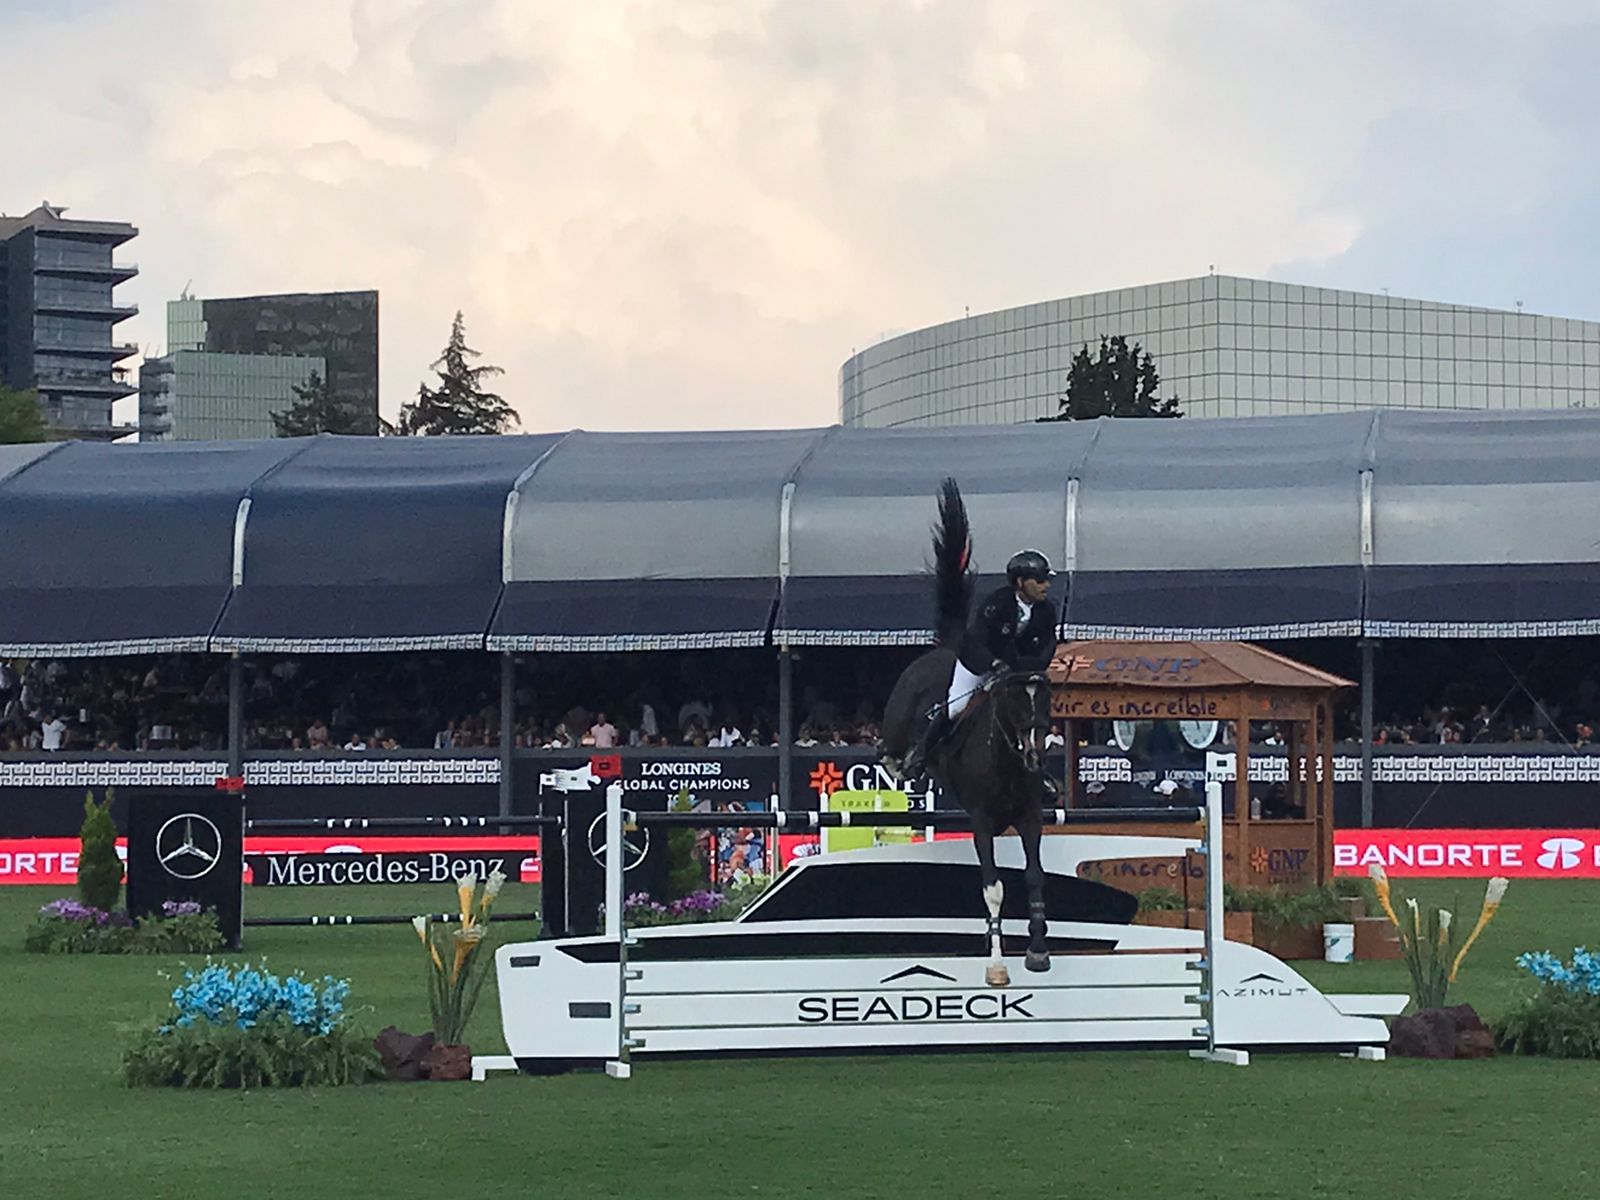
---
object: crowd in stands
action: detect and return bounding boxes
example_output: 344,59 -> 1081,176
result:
2,641 -> 1598,755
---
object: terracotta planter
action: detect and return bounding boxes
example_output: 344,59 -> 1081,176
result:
1251,922 -> 1325,960
1354,916 -> 1403,961
1134,909 -> 1254,942
421,1042 -> 473,1082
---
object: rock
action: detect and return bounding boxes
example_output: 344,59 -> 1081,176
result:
1388,1004 -> 1495,1059
422,1041 -> 473,1082
1440,1003 -> 1488,1033
1389,1010 -> 1458,1058
373,1026 -> 436,1081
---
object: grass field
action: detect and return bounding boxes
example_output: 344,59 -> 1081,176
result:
3,877 -> 1599,1199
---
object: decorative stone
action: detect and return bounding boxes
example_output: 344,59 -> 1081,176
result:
1388,1004 -> 1494,1059
373,1026 -> 435,1081
422,1042 -> 473,1081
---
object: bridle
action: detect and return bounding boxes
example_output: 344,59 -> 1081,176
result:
989,670 -> 1051,773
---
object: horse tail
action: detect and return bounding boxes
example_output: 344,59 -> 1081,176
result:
932,476 -> 972,647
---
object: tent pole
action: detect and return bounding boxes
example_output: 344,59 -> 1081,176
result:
499,652 -> 515,820
1359,637 -> 1377,829
777,642 -> 793,810
227,652 -> 244,780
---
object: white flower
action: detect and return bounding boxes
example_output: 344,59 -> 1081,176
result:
411,915 -> 427,937
1367,863 -> 1388,883
456,872 -> 477,891
1439,910 -> 1453,933
484,869 -> 507,900
1486,877 -> 1509,906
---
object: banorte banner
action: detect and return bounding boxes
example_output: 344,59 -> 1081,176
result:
1333,829 -> 1600,878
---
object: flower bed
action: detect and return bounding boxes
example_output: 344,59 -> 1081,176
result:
1496,949 -> 1600,1058
623,877 -> 769,927
25,899 -> 222,955
123,962 -> 382,1088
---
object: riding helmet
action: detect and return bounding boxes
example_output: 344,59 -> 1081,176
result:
1006,549 -> 1054,584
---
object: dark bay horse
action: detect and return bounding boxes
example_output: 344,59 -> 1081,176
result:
881,479 -> 1055,987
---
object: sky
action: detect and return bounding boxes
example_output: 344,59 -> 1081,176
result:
5,0 -> 1600,434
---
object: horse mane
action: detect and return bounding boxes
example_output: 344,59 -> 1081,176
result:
932,476 -> 972,647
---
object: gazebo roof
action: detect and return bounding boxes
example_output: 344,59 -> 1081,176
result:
1048,640 -> 1354,691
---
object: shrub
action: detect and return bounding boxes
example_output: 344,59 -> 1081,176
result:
76,789 -> 122,913
1223,884 -> 1347,930
123,962 -> 382,1088
666,786 -> 708,900
25,898 -> 222,955
1135,887 -> 1186,913
1496,949 -> 1600,1058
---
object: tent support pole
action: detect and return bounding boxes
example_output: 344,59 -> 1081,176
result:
499,652 -> 515,820
227,652 -> 244,780
778,643 -> 793,811
1360,637 -> 1376,828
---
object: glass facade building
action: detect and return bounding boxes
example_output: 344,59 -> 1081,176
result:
840,275 -> 1600,427
167,290 -> 379,435
139,350 -> 325,442
0,203 -> 138,439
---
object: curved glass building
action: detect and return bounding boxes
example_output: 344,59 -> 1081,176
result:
839,275 -> 1600,427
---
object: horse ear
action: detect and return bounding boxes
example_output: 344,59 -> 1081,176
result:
959,536 -> 971,573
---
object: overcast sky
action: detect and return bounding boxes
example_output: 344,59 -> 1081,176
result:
5,0 -> 1598,433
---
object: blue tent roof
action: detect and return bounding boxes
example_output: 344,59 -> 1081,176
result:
2,410 -> 1598,655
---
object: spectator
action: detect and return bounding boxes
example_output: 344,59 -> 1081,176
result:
40,712 -> 67,751
306,719 -> 332,750
343,732 -> 368,751
588,712 -> 619,748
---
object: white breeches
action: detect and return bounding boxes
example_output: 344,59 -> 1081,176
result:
947,659 -> 985,719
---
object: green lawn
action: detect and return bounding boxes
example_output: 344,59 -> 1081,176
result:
2,878 -> 1598,1199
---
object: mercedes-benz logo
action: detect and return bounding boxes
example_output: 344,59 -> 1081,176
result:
587,811 -> 651,871
155,813 -> 224,880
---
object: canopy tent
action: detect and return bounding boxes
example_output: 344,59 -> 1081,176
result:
489,429 -> 825,651
2,408 -> 1600,655
211,434 -> 566,653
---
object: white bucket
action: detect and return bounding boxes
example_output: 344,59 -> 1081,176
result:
1323,922 -> 1355,964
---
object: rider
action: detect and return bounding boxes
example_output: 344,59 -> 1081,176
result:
902,549 -> 1060,780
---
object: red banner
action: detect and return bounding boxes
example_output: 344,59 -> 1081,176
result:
0,836 -> 541,886
1333,829 -> 1600,878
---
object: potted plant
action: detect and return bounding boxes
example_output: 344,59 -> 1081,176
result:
1232,885 -> 1348,960
411,869 -> 506,1081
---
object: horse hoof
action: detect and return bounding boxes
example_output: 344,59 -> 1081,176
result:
1025,952 -> 1051,973
985,963 -> 1011,988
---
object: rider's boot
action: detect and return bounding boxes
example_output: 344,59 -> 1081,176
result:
902,706 -> 951,781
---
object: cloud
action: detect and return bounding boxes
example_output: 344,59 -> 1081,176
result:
4,1 -> 1598,433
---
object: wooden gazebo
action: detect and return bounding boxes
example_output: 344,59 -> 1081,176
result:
1047,641 -> 1353,889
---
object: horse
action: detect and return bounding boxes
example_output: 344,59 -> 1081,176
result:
880,478 -> 1056,987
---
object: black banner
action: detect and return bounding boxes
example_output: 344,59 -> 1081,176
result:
125,789 -> 244,949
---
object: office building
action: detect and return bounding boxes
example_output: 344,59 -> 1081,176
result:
166,290 -> 378,434
138,350 -> 324,441
0,203 -> 138,439
840,276 -> 1600,427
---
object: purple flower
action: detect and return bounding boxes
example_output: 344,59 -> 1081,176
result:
39,898 -> 110,924
161,900 -> 203,917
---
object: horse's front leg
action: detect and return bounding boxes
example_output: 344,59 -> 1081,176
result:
1017,800 -> 1050,973
969,810 -> 1009,988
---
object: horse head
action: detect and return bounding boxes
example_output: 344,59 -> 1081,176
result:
994,670 -> 1052,774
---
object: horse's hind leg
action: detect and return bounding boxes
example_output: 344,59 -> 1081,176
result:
1019,802 -> 1050,973
970,811 -> 1010,988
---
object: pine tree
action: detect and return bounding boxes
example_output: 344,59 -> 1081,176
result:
395,312 -> 519,436
1040,335 -> 1183,421
0,385 -> 47,444
269,371 -> 368,437
77,789 -> 123,913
